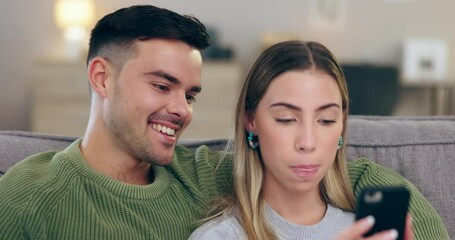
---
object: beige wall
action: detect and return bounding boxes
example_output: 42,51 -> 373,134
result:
1,0 -> 454,130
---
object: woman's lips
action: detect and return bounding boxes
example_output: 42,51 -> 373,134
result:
291,165 -> 320,178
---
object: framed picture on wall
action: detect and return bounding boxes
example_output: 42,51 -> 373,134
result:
308,0 -> 348,30
401,39 -> 449,83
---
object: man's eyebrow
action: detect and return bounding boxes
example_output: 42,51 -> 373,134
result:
146,70 -> 201,93
147,70 -> 179,84
269,102 -> 341,111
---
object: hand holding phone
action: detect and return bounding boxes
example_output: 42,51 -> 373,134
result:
355,187 -> 410,240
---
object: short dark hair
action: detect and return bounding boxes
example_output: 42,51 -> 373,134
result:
86,5 -> 210,67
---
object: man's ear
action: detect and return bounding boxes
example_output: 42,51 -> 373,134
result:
244,111 -> 256,133
87,57 -> 113,98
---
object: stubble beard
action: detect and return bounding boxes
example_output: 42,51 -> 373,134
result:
107,86 -> 174,166
109,110 -> 175,166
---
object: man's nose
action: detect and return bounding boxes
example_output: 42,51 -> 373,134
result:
167,93 -> 191,119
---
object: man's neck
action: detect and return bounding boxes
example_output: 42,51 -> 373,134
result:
80,122 -> 154,185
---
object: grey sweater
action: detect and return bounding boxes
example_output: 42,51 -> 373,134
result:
189,204 -> 354,239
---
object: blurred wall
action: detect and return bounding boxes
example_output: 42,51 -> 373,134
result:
1,0 -> 454,130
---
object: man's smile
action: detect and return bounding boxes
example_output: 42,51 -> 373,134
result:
150,123 -> 177,137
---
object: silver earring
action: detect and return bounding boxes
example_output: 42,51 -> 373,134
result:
247,132 -> 258,149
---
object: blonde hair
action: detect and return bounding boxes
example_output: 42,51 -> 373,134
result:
213,41 -> 355,240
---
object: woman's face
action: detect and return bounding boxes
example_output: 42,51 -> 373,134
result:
247,69 -> 343,198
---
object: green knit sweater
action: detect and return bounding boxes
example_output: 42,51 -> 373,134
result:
0,139 -> 449,239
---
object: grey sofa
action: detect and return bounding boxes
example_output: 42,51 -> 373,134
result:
0,116 -> 454,238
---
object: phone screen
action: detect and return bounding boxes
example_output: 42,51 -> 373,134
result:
355,187 -> 410,240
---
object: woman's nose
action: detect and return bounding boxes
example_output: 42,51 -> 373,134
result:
296,125 -> 316,152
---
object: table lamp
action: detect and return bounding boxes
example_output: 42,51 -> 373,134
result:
54,0 -> 95,59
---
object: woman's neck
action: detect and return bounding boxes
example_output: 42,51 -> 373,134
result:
263,187 -> 327,226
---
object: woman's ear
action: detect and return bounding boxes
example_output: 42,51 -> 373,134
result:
87,57 -> 112,98
244,111 -> 256,132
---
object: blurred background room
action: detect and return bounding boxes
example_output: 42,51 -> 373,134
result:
0,0 -> 454,139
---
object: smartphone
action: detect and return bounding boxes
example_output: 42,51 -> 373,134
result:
355,186 -> 410,240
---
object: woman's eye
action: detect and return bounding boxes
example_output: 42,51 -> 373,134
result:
319,119 -> 336,125
276,118 -> 295,123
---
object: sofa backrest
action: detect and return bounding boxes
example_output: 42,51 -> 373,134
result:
345,116 -> 455,238
1,116 -> 454,238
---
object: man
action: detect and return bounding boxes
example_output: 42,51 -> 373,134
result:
1,5 -> 225,239
0,5 -> 449,240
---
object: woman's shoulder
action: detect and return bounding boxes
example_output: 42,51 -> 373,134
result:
327,204 -> 355,223
189,214 -> 245,240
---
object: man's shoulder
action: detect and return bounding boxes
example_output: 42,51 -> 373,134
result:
347,157 -> 410,191
0,151 -> 70,234
347,157 -> 402,179
174,144 -> 231,165
347,157 -> 377,169
0,150 -> 76,214
1,150 -> 59,186
347,157 -> 385,180
170,145 -> 233,197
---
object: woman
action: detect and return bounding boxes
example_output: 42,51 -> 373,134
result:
190,41 -> 412,240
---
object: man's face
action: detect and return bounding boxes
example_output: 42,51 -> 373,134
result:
104,39 -> 202,166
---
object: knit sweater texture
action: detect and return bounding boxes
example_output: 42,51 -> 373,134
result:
0,139 -> 230,239
0,139 -> 449,239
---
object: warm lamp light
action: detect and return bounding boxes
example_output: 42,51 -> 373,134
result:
54,0 -> 95,58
